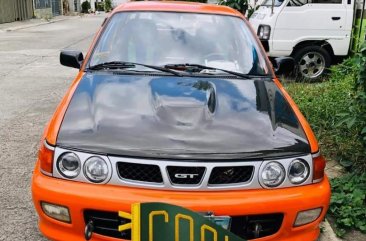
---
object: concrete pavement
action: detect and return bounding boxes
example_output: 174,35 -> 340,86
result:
0,14 -> 105,241
0,15 -> 80,33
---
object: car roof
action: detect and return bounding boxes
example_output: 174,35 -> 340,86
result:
113,1 -> 243,18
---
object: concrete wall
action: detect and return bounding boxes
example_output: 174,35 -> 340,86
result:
33,0 -> 53,18
63,0 -> 78,14
0,0 -> 34,23
34,7 -> 53,18
68,0 -> 81,12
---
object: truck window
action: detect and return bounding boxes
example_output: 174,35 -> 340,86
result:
287,0 -> 308,6
310,0 -> 342,3
262,0 -> 285,7
287,0 -> 342,6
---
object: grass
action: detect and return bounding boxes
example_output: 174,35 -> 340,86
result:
283,76 -> 363,168
329,172 -> 366,237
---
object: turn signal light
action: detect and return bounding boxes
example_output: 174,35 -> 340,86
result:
39,140 -> 54,175
294,208 -> 322,227
313,154 -> 326,183
41,202 -> 71,223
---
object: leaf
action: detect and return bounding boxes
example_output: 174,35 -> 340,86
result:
346,117 -> 357,129
336,113 -> 349,117
361,127 -> 366,134
340,159 -> 353,168
359,225 -> 366,232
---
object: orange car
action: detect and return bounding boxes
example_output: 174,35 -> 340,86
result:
32,2 -> 330,241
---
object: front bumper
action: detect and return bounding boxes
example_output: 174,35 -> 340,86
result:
32,161 -> 331,241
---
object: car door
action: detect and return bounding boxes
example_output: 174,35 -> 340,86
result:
272,0 -> 348,52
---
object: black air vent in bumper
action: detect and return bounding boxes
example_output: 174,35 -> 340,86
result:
84,210 -> 131,240
231,213 -> 284,239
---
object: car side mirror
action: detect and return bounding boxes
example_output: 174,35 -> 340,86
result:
273,57 -> 295,75
60,50 -> 84,69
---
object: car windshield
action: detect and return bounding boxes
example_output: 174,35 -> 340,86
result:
89,12 -> 269,76
262,0 -> 285,7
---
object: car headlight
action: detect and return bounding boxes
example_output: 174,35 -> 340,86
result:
83,156 -> 109,183
56,152 -> 81,178
257,25 -> 271,40
261,162 -> 285,187
288,159 -> 310,184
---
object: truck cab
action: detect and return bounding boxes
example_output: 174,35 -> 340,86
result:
250,0 -> 355,79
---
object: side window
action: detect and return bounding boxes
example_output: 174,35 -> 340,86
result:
310,0 -> 342,3
287,0 -> 309,7
287,0 -> 342,6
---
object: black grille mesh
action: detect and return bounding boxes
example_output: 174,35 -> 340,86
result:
208,166 -> 254,185
167,166 -> 206,185
117,162 -> 163,183
84,210 -> 131,240
231,213 -> 284,239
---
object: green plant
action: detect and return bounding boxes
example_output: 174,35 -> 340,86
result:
218,0 -> 249,15
328,57 -> 358,83
284,74 -> 363,169
329,173 -> 366,237
104,0 -> 112,12
336,43 -> 366,170
247,5 -> 259,18
351,45 -> 366,145
96,2 -> 104,11
81,0 -> 91,13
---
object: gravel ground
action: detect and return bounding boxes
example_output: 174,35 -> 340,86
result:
0,14 -> 105,241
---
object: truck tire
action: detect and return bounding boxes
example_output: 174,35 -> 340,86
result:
293,45 -> 331,81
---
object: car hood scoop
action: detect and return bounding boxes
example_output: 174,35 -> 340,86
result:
151,78 -> 216,128
56,73 -> 310,159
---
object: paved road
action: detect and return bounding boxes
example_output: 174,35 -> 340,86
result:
0,14 -> 105,241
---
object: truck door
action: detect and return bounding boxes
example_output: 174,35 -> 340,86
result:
272,0 -> 348,53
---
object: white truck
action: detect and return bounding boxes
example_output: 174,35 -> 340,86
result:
249,0 -> 366,79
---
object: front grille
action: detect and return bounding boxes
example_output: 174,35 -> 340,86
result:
208,166 -> 254,185
84,210 -> 283,240
84,210 -> 131,240
117,162 -> 163,183
167,166 -> 206,185
231,213 -> 284,239
116,162 -> 254,186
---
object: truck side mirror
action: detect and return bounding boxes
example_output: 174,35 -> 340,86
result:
273,57 -> 295,75
60,50 -> 84,69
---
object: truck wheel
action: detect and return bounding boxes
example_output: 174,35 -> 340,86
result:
293,46 -> 331,80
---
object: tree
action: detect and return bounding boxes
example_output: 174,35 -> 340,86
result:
104,0 -> 112,12
218,0 -> 249,15
81,0 -> 91,13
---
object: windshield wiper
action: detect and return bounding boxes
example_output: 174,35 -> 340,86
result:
164,63 -> 259,79
88,61 -> 183,76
